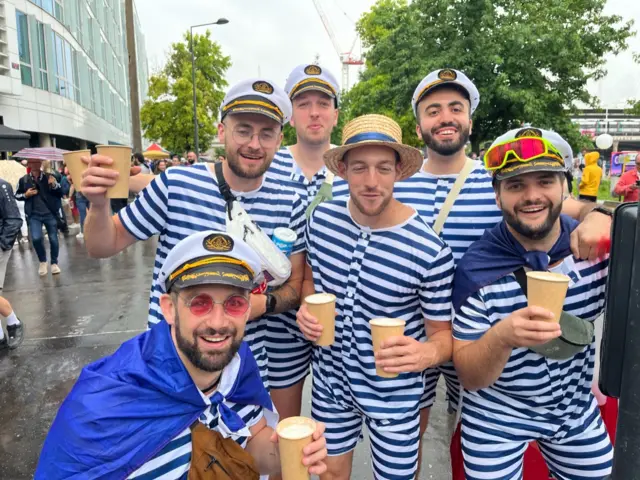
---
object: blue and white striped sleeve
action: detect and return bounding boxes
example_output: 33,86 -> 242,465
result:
419,246 -> 455,322
118,171 -> 170,241
453,290 -> 492,341
305,213 -> 317,268
290,194 -> 306,255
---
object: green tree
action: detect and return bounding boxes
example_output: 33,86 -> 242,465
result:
627,99 -> 640,115
343,0 -> 634,153
141,30 -> 231,154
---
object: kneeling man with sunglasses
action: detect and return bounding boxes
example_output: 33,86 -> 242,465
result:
36,230 -> 327,480
452,128 -> 612,479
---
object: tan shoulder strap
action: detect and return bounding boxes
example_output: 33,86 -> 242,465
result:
432,159 -> 476,235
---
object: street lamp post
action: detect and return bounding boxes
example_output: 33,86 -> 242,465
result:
190,18 -> 229,160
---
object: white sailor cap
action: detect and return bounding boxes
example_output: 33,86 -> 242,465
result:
489,126 -> 573,181
157,231 -> 263,293
285,64 -> 340,105
220,78 -> 292,125
412,68 -> 480,117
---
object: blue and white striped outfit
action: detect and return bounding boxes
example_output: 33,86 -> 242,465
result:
306,199 -> 455,480
394,162 -> 502,411
453,254 -> 613,479
128,351 -> 272,480
118,164 -> 306,388
265,147 -> 346,389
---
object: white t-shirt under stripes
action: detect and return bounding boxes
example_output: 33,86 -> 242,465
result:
453,254 -> 608,433
305,199 -> 455,419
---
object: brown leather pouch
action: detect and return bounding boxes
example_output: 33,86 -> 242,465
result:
188,422 -> 260,480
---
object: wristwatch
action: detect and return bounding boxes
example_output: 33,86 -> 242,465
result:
265,293 -> 277,314
590,206 -> 613,218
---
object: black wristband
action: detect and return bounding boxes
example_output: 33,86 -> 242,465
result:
265,293 -> 277,314
590,205 -> 613,218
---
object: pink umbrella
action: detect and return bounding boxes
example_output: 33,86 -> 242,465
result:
12,147 -> 69,162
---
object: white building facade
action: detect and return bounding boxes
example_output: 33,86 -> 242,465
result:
0,0 -> 148,150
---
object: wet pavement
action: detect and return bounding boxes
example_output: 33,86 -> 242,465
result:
0,236 -> 451,479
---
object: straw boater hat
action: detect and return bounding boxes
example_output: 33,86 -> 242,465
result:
323,114 -> 423,181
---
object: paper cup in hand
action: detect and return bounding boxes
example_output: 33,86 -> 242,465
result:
370,318 -> 406,378
526,271 -> 570,323
63,150 -> 91,193
305,293 -> 336,346
276,416 -> 316,480
96,145 -> 132,199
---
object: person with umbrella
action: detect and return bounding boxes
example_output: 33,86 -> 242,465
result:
15,155 -> 64,276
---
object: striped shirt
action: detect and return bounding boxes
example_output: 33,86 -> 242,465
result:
306,199 -> 455,419
453,253 -> 608,431
268,147 -> 347,207
127,351 -> 266,480
393,162 -> 502,261
118,164 -> 306,384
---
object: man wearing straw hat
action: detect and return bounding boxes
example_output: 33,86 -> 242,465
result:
81,78 -> 307,391
451,127 -> 612,479
296,114 -> 456,480
265,63 -> 341,434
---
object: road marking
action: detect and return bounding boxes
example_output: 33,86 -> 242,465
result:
25,329 -> 146,341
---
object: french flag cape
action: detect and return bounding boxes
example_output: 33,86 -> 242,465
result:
35,321 -> 273,479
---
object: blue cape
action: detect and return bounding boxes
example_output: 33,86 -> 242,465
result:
35,321 -> 273,480
452,214 -> 579,311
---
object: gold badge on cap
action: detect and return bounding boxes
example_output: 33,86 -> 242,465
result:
252,81 -> 274,95
516,128 -> 542,138
438,69 -> 457,81
203,233 -> 234,252
304,65 -> 322,75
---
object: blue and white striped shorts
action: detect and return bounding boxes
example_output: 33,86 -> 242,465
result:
311,376 -> 421,480
461,398 -> 613,479
265,313 -> 312,389
421,363 -> 461,411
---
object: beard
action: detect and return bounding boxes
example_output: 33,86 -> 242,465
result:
421,121 -> 471,156
174,310 -> 241,373
226,146 -> 272,179
502,198 -> 563,240
350,188 -> 393,218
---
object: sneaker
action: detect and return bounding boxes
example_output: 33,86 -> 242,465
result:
7,322 -> 24,349
38,262 -> 48,276
76,232 -> 84,239
20,237 -> 29,244
51,264 -> 61,275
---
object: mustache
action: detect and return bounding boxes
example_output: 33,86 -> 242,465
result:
194,327 -> 237,337
431,121 -> 461,134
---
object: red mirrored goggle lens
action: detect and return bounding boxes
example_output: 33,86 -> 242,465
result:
485,138 -> 548,169
188,294 -> 250,317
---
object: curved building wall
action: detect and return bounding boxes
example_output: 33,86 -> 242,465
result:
0,0 -> 148,148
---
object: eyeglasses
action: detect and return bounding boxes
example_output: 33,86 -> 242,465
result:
179,293 -> 250,317
484,136 -> 563,171
232,126 -> 279,148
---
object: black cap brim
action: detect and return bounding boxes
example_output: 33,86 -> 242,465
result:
494,157 -> 565,181
167,257 -> 255,292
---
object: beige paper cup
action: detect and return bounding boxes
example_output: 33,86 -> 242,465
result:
276,416 -> 316,480
370,317 -> 406,378
63,149 -> 91,193
305,293 -> 336,347
526,271 -> 570,323
96,145 -> 132,199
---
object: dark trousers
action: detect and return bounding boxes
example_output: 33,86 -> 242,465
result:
76,195 -> 90,233
110,199 -> 128,214
579,194 -> 598,202
29,212 -> 59,264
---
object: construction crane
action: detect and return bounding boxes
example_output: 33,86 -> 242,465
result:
312,0 -> 364,92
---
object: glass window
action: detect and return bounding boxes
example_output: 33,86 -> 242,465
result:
54,0 -> 64,23
36,22 -> 48,91
55,33 -> 65,95
64,41 -> 75,102
72,51 -> 80,102
41,0 -> 54,16
16,11 -> 32,87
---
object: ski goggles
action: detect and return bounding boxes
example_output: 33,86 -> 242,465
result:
484,136 -> 564,171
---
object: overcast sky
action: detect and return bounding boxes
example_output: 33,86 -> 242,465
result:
135,0 -> 640,108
